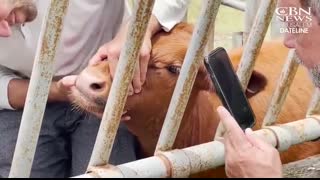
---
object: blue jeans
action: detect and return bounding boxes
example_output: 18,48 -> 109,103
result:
0,102 -> 138,178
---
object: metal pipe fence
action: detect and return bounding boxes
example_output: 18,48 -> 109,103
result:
75,117 -> 320,178
88,0 -> 155,168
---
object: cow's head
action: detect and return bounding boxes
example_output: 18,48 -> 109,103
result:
71,23 -> 267,156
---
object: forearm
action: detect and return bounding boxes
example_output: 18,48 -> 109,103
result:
146,15 -> 162,37
7,79 -> 66,109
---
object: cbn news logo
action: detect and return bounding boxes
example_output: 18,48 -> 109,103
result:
275,7 -> 312,34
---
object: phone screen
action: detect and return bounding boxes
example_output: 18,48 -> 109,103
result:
204,47 -> 255,130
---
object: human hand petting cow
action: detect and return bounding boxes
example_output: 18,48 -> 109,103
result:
58,15 -> 161,102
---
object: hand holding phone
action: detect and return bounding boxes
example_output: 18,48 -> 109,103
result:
204,47 -> 256,130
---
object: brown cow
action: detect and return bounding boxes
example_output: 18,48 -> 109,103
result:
71,23 -> 320,177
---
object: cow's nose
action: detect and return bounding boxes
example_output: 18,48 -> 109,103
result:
76,70 -> 107,96
89,80 -> 106,93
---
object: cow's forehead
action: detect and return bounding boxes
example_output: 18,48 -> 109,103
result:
151,27 -> 193,67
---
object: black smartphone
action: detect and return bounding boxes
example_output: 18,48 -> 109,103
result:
204,47 -> 256,130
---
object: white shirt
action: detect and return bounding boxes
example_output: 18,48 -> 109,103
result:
0,0 -> 190,110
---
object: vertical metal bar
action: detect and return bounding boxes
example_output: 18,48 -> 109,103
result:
206,1 -> 215,53
263,50 -> 300,126
88,0 -> 155,168
244,0 -> 260,42
237,0 -> 277,90
155,0 -> 222,153
206,24 -> 215,53
9,0 -> 69,178
307,89 -> 320,116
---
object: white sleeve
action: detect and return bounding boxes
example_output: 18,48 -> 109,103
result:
0,66 -> 22,110
152,0 -> 191,32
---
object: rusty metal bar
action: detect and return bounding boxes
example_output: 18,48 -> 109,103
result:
75,117 -> 320,178
8,0 -> 69,178
307,89 -> 320,117
88,0 -> 155,168
206,24 -> 215,53
155,0 -> 221,153
263,50 -> 300,127
222,0 -> 245,11
237,0 -> 277,90
244,0 -> 260,42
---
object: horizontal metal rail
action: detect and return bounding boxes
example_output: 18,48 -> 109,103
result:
88,0 -> 155,168
9,0 -> 69,178
263,50 -> 300,126
75,117 -> 320,178
222,0 -> 245,11
155,0 -> 222,153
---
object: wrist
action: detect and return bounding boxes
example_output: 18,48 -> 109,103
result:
146,15 -> 162,37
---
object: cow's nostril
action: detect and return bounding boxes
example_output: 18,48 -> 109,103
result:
90,83 -> 104,91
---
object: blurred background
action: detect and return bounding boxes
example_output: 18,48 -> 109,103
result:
127,0 -> 284,51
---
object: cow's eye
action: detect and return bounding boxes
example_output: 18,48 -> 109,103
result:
168,66 -> 181,74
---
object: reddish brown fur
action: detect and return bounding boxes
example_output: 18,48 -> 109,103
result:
71,23 -> 320,178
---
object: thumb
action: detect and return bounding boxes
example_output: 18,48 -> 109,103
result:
61,75 -> 77,87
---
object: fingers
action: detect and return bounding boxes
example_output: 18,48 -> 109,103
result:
132,41 -> 151,94
133,61 -> 141,94
139,45 -> 151,85
61,75 -> 77,87
90,37 -> 151,96
217,106 -> 251,149
89,46 -> 109,66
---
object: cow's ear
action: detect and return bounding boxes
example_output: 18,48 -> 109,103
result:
246,70 -> 267,98
196,64 -> 267,99
234,65 -> 268,98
